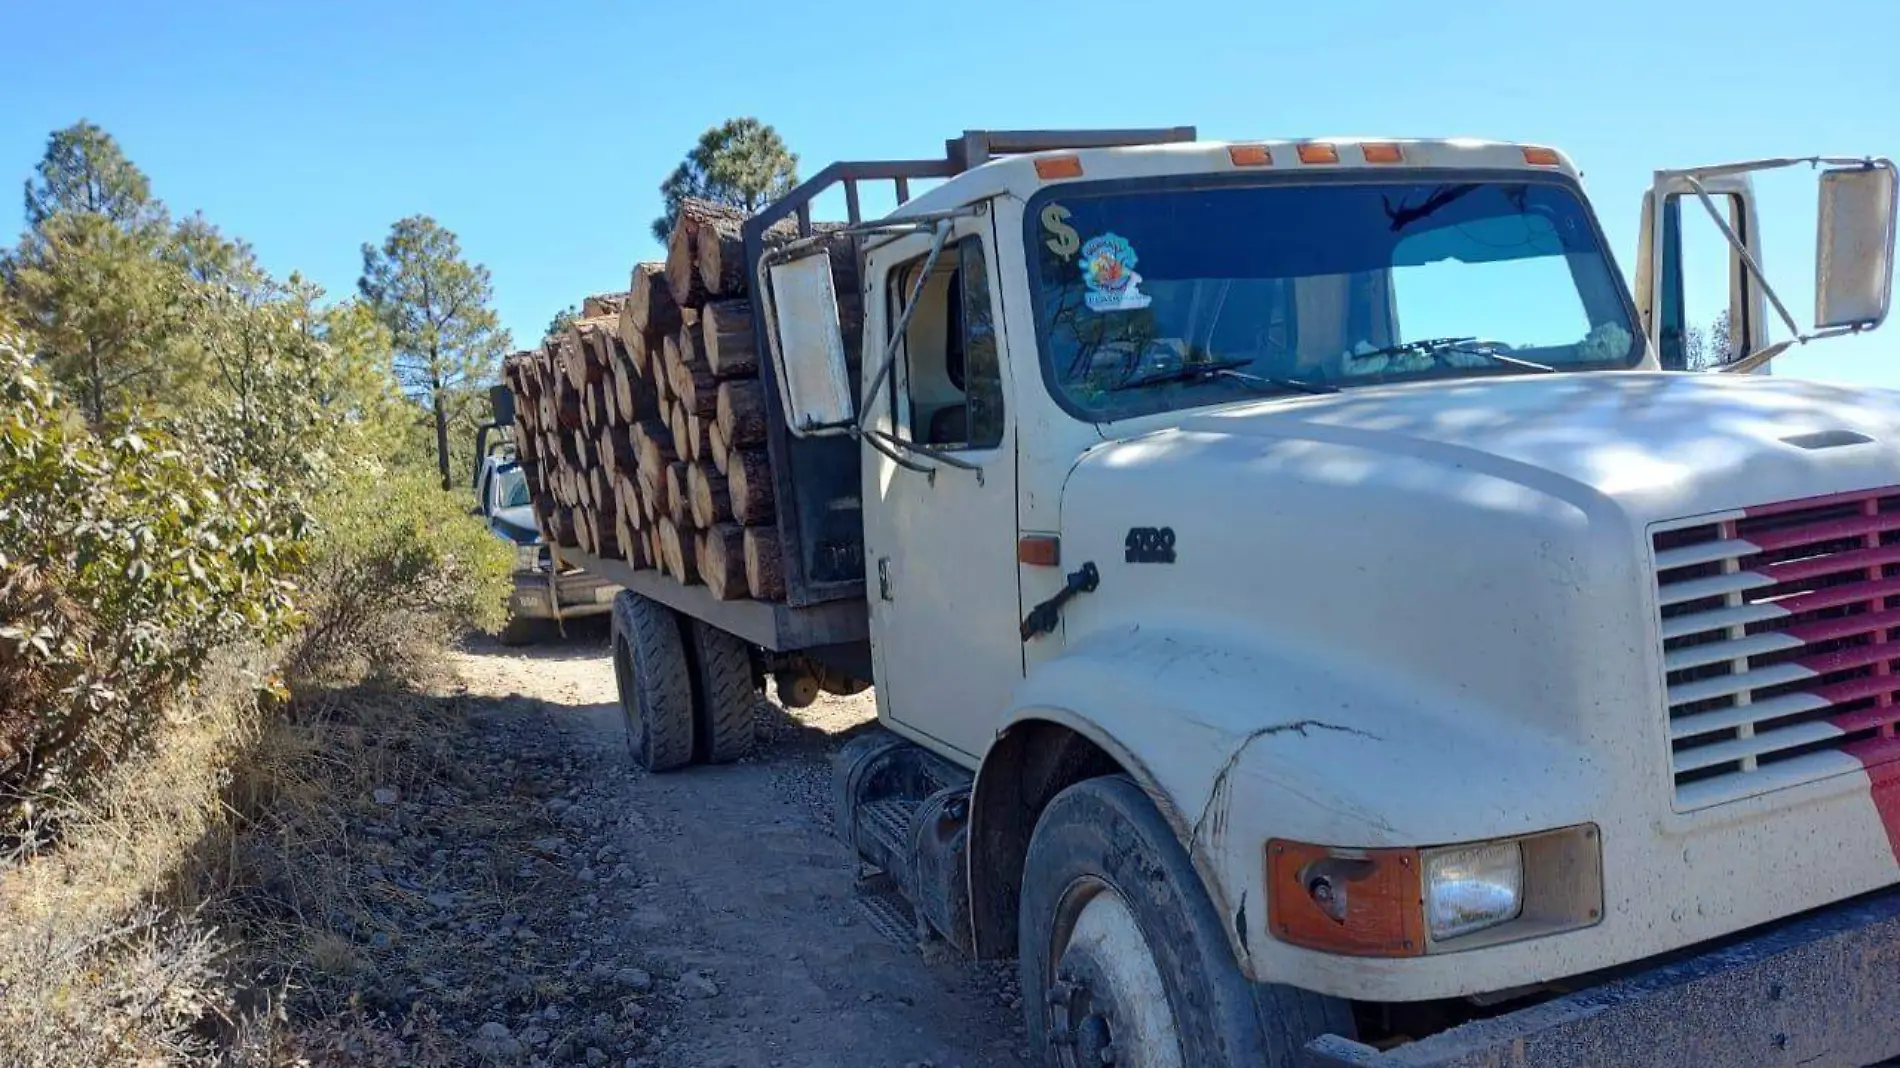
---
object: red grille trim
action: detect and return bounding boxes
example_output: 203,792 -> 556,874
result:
1653,483 -> 1900,808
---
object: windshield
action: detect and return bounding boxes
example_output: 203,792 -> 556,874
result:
1029,176 -> 1641,420
496,465 -> 531,509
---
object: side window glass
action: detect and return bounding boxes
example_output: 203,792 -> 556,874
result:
1659,193 -> 1750,370
892,237 -> 1005,450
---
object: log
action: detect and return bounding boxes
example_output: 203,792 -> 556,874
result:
681,411 -> 714,464
727,445 -> 775,525
665,461 -> 691,527
744,525 -> 786,600
708,419 -> 730,476
702,523 -> 747,600
608,338 -> 636,422
667,199 -> 751,307
677,358 -> 717,417
615,506 -> 639,569
614,472 -> 644,531
716,378 -> 768,448
632,419 -> 676,476
582,291 -> 626,320
625,262 -> 680,339
702,299 -> 759,379
659,518 -> 699,584
600,426 -> 638,479
624,326 -> 651,379
689,461 -> 732,527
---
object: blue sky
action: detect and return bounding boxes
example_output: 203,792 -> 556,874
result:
3,0 -> 1895,387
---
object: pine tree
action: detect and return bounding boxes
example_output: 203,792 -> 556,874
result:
651,118 -> 799,242
5,122 -> 188,423
357,216 -> 510,490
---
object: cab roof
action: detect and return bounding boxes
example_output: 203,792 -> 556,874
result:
888,138 -> 1580,220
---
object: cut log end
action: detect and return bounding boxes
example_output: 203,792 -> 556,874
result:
743,525 -> 786,601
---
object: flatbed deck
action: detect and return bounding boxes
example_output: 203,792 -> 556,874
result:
562,549 -> 869,652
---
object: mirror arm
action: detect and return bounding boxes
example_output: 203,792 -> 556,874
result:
1683,175 -> 1806,344
863,429 -> 937,482
859,223 -> 953,436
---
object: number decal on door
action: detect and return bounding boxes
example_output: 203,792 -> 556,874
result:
1124,527 -> 1176,564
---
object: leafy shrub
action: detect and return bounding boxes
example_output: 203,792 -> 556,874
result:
0,327 -> 305,802
288,463 -> 512,683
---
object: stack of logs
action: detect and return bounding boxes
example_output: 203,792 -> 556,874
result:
501,199 -> 845,602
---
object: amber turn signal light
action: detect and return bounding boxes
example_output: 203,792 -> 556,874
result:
1267,840 -> 1423,957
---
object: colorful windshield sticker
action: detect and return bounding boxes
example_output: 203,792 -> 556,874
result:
1040,203 -> 1080,257
1079,233 -> 1151,312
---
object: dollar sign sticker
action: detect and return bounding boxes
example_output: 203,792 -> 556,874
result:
1041,203 -> 1079,257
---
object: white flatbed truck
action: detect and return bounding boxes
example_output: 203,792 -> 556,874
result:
567,129 -> 1900,1067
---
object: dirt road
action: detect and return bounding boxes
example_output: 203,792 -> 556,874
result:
448,624 -> 1027,1068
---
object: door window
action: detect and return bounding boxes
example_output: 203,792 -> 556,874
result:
890,236 -> 1004,449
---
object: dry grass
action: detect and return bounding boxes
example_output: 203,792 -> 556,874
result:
0,640 -> 471,1068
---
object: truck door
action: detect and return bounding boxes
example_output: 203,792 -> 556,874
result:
862,216 -> 1022,761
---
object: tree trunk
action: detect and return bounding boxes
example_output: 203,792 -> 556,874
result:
727,446 -> 775,525
702,523 -> 748,600
743,525 -> 786,600
431,383 -> 452,491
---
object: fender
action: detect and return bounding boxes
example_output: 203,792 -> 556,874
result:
971,622 -> 1605,982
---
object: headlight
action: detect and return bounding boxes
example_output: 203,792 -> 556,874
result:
1422,841 -> 1523,941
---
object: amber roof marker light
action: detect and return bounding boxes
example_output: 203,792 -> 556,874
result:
1296,143 -> 1341,164
1229,144 -> 1274,167
1034,156 -> 1084,179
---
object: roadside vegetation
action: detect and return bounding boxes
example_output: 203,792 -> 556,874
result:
0,121 -> 512,1065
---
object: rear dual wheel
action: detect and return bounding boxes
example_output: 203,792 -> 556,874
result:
1019,776 -> 1352,1067
610,592 -> 757,772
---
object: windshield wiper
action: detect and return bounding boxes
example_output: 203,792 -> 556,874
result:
1111,358 -> 1339,395
1347,337 -> 1555,373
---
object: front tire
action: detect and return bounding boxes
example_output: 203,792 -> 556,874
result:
610,592 -> 694,772
1019,776 -> 1351,1067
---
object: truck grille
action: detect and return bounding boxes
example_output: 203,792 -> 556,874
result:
1652,486 -> 1900,810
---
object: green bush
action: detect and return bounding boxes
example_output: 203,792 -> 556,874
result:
0,324 -> 305,802
288,462 -> 512,683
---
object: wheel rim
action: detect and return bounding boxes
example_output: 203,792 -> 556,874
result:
611,634 -> 646,758
1044,877 -> 1185,1068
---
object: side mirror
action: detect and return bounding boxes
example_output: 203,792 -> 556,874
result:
762,250 -> 855,437
1816,163 -> 1897,330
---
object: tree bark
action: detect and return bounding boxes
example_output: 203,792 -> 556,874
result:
689,462 -> 732,527
659,518 -> 698,584
716,378 -> 768,448
431,382 -> 452,491
701,300 -> 759,378
701,523 -> 748,600
727,446 -> 775,525
626,261 -> 680,338
665,460 -> 691,527
743,525 -> 786,600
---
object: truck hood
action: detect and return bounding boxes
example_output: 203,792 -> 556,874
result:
1162,370 -> 1900,522
492,504 -> 541,545
1054,370 -> 1900,753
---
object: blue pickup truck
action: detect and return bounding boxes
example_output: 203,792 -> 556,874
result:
473,443 -> 617,645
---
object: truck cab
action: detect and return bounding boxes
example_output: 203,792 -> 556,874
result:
473,417 -> 619,644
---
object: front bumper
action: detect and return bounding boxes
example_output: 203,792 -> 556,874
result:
1304,887 -> 1900,1068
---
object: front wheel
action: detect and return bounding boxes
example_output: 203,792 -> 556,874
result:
1019,776 -> 1351,1067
